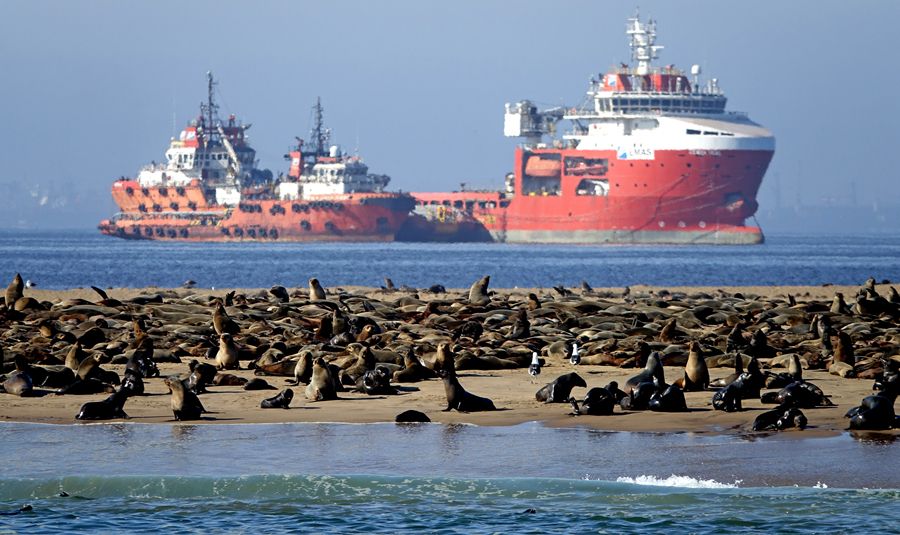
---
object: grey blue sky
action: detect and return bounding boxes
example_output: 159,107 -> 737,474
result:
1,0 -> 897,229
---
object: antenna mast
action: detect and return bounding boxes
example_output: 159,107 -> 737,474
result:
311,97 -> 327,157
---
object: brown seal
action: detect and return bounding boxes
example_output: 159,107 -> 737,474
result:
1,371 -> 33,396
392,348 -> 436,383
4,273 -> 23,310
287,351 -> 314,385
213,301 -> 240,336
679,341 -> 709,391
468,275 -> 491,306
164,376 -> 206,420
305,357 -> 338,401
215,333 -> 239,370
309,278 -> 327,301
438,368 -> 496,412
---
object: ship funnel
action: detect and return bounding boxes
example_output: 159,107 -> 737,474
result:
329,145 -> 341,158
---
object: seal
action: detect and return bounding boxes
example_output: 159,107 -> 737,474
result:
121,368 -> 145,396
392,348 -> 436,383
260,388 -> 293,409
680,341 -> 709,391
624,352 -> 665,394
243,378 -> 276,391
184,359 -> 218,394
535,372 -> 587,403
752,406 -> 808,432
4,273 -> 23,310
355,366 -> 397,395
395,409 -> 431,423
846,370 -> 899,430
215,333 -> 240,370
212,302 -> 240,335
1,370 -> 33,396
772,380 -> 834,409
212,372 -> 247,386
287,351 -> 314,385
570,386 -> 615,416
340,346 -> 376,386
648,384 -> 688,412
75,387 -> 131,420
125,346 -> 159,379
438,368 -> 496,412
305,357 -> 338,401
309,277 -> 327,301
711,374 -> 747,412
468,275 -> 491,306
508,309 -> 530,340
164,376 -> 206,421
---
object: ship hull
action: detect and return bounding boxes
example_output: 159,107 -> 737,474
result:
405,147 -> 773,245
100,193 -> 415,242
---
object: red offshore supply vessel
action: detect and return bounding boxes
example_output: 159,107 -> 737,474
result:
99,74 -> 414,242
402,14 -> 775,244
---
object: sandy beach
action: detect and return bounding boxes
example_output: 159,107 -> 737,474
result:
3,283 -> 898,436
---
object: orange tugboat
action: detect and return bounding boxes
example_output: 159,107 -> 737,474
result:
402,14 -> 775,244
99,73 -> 414,242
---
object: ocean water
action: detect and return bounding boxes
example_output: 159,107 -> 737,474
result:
1,423 -> 898,533
0,230 -> 898,289
3,231 -> 900,532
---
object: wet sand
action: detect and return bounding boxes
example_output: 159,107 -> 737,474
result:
3,284 -> 897,436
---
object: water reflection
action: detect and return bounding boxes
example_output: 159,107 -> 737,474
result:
849,430 -> 899,445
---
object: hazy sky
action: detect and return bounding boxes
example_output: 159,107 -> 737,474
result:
2,0 -> 898,229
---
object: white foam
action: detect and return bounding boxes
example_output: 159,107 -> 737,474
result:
615,474 -> 741,489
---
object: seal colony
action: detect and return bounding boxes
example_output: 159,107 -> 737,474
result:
1,273 -> 899,435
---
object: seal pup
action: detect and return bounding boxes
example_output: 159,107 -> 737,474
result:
570,386 -> 615,416
121,368 -> 145,396
438,368 -> 496,412
164,376 -> 206,421
308,277 -> 327,301
355,366 -> 397,395
712,374 -> 747,412
305,357 -> 338,401
535,373 -> 587,403
125,346 -> 159,379
215,333 -> 239,370
75,387 -> 131,420
752,406 -> 808,432
184,359 -> 218,394
468,275 -> 491,306
260,388 -> 293,409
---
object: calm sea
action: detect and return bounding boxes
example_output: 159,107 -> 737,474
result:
1,423 -> 898,533
2,230 -> 899,532
1,230 -> 898,289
